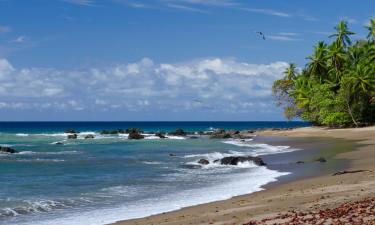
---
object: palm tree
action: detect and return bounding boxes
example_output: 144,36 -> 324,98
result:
283,63 -> 298,80
365,18 -> 375,42
291,76 -> 312,109
329,20 -> 355,47
327,42 -> 346,82
306,41 -> 328,82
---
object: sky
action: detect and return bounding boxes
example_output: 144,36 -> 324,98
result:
0,0 -> 374,121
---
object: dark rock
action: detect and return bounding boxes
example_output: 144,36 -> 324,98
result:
198,159 -> 209,165
169,129 -> 186,136
128,129 -> 144,140
296,161 -> 305,164
84,134 -> 95,139
189,136 -> 199,139
65,129 -> 78,134
215,156 -> 266,166
210,133 -> 232,139
67,134 -> 77,139
315,157 -> 327,163
126,128 -> 142,134
155,132 -> 166,139
54,142 -> 64,145
169,153 -> 176,157
0,146 -> 18,154
228,130 -> 240,135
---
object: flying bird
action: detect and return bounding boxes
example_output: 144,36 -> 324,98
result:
255,31 -> 266,40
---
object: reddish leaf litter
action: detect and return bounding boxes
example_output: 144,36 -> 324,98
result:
242,197 -> 375,225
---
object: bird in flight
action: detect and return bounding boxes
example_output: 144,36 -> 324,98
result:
255,31 -> 266,40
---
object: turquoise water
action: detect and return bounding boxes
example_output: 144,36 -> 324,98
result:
0,122 -> 308,225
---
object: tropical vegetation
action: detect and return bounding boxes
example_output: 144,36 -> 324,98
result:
273,19 -> 375,127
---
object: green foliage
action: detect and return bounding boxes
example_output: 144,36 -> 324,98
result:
272,19 -> 375,127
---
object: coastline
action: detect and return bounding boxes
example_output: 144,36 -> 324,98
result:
111,126 -> 375,225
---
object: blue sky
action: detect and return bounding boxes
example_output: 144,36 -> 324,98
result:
0,0 -> 374,121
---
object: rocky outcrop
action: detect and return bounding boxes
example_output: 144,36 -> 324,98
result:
169,129 -> 186,136
67,134 -> 78,139
198,159 -> 209,165
0,146 -> 18,154
214,156 -> 266,166
100,129 -> 126,135
128,129 -> 144,140
53,141 -> 64,145
84,134 -> 95,139
155,132 -> 166,139
210,129 -> 232,139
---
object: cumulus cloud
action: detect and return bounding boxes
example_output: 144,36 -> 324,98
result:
0,57 -> 288,115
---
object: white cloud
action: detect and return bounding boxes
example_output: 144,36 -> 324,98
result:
11,36 -> 26,43
62,0 -> 94,6
241,8 -> 291,18
0,57 -> 288,114
268,35 -> 301,42
166,3 -> 209,13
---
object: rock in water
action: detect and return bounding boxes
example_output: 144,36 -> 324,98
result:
0,146 -> 18,154
215,156 -> 266,166
67,134 -> 78,139
198,159 -> 209,165
84,134 -> 95,139
128,129 -> 144,140
155,132 -> 166,139
315,157 -> 327,163
169,129 -> 186,136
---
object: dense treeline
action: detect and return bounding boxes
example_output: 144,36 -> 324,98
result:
273,19 -> 375,127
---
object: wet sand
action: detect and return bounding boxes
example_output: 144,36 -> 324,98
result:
111,126 -> 375,225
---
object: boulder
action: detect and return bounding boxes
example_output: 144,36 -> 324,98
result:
315,157 -> 327,163
54,141 -> 64,145
296,161 -> 305,164
169,153 -> 176,157
169,129 -> 186,136
210,133 -> 232,139
0,146 -> 18,154
128,129 -> 144,140
198,159 -> 209,165
126,128 -> 142,134
67,134 -> 78,139
84,134 -> 95,139
214,156 -> 266,166
155,132 -> 166,139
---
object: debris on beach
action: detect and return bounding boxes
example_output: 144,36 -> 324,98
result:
243,197 -> 375,225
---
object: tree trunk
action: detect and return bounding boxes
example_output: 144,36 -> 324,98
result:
346,100 -> 358,127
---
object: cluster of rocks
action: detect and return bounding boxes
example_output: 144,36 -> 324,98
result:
127,128 -> 144,140
197,156 -> 266,167
209,129 -> 253,139
0,146 -> 18,154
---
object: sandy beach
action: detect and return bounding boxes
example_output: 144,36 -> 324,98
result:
111,126 -> 375,225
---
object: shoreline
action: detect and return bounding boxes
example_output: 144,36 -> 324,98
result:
110,126 -> 375,225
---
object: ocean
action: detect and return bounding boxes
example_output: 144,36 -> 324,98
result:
0,121 -> 309,225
